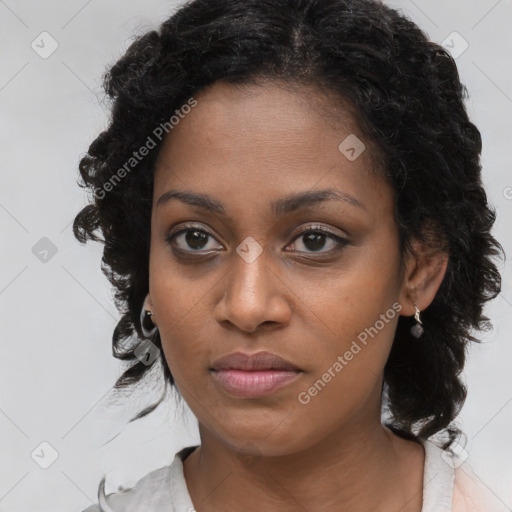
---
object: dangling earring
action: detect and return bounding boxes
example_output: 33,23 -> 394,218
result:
140,304 -> 158,338
410,302 -> 424,338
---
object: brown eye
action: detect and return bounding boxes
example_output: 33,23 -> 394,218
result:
166,224 -> 223,253
287,226 -> 349,255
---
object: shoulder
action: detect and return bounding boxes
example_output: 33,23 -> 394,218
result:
82,505 -> 100,512
80,445 -> 198,512
81,465 -> 172,512
452,463 -> 510,512
422,437 -> 509,512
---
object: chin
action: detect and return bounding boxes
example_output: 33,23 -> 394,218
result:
210,420 -> 310,458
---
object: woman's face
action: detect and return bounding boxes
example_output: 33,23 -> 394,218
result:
148,80 -> 411,456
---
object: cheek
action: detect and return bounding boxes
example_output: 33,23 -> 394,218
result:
158,320 -> 204,374
149,269 -> 211,378
294,318 -> 396,444
295,273 -> 400,413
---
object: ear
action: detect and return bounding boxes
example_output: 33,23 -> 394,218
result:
143,293 -> 153,309
397,235 -> 449,316
143,293 -> 157,324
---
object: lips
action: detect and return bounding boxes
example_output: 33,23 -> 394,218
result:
209,351 -> 303,397
210,350 -> 301,372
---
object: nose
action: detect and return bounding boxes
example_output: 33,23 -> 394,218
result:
213,246 -> 292,334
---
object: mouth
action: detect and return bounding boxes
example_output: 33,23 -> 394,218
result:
209,351 -> 303,398
210,350 -> 301,372
209,368 -> 303,397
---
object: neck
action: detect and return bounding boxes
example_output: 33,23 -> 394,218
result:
182,419 -> 424,512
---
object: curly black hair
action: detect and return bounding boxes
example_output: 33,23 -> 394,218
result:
73,0 -> 505,449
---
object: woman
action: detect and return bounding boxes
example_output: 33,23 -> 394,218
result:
74,0 -> 506,510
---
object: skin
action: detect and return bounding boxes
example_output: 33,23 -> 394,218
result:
145,80 -> 448,512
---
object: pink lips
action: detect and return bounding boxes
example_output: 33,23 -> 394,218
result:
209,351 -> 303,397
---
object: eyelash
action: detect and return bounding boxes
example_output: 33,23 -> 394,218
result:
165,222 -> 349,258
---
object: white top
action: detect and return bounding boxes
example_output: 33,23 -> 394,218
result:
82,439 -> 507,511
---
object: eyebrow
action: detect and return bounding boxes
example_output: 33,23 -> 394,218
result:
155,188 -> 367,215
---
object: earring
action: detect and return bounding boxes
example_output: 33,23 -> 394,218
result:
410,302 -> 424,338
140,304 -> 158,338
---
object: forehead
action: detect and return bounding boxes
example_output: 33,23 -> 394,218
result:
157,79 -> 361,158
153,80 -> 393,222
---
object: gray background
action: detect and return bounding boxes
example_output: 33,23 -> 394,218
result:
0,0 -> 511,510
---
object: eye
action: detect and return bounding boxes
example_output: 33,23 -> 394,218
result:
165,223 -> 349,258
286,225 -> 349,255
165,224 -> 223,254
